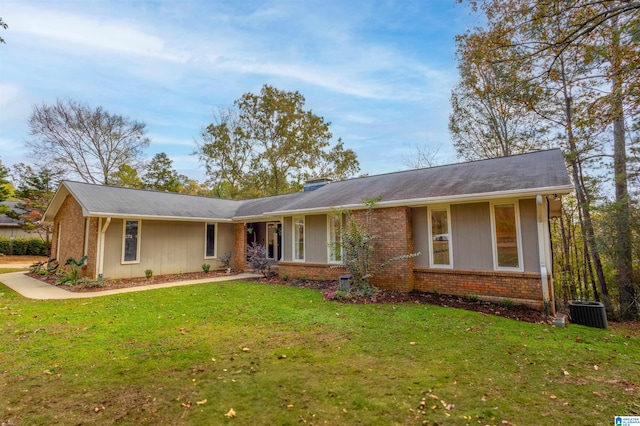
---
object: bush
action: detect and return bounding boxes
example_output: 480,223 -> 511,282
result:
0,237 -> 47,256
145,269 -> 153,279
246,242 -> 271,277
10,239 -> 27,255
202,263 -> 211,273
27,238 -> 48,256
0,238 -> 9,254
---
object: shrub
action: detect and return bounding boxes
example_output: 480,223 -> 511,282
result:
145,269 -> 153,279
219,251 -> 233,269
246,242 -> 271,277
466,293 -> 479,302
201,263 -> 211,273
0,237 -> 48,256
56,256 -> 88,285
502,299 -> 514,310
0,238 -> 9,254
27,238 -> 48,256
281,274 -> 289,281
10,238 -> 27,255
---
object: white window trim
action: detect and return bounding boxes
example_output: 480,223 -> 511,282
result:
121,219 -> 141,264
427,205 -> 453,268
327,214 -> 343,264
490,200 -> 524,272
292,216 -> 305,262
204,222 -> 218,259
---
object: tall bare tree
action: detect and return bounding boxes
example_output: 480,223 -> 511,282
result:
27,99 -> 150,185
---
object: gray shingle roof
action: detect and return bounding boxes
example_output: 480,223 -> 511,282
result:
45,149 -> 572,221
260,148 -> 572,214
0,201 -> 24,226
62,181 -> 242,221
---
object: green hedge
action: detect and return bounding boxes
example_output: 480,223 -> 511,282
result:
0,237 -> 48,256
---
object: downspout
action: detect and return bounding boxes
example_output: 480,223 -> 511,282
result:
536,195 -> 552,315
97,217 -> 111,279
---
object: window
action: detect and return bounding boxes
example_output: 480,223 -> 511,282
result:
293,217 -> 305,261
205,223 -> 216,258
429,207 -> 452,267
492,202 -> 522,270
122,220 -> 141,263
328,214 -> 342,263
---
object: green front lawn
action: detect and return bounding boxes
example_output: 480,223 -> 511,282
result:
0,278 -> 638,425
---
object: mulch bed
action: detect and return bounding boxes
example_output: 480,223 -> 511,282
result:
28,270 -> 550,324
28,270 -> 237,293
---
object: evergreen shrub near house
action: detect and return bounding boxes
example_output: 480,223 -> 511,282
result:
0,237 -> 47,256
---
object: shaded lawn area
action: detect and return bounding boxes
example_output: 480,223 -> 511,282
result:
0,279 -> 638,425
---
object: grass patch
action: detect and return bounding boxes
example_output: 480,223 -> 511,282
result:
0,279 -> 638,425
0,267 -> 27,274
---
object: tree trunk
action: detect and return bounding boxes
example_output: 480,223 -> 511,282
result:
559,54 -> 611,313
610,19 -> 636,319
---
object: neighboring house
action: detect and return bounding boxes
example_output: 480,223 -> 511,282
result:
0,201 -> 34,239
43,149 -> 573,310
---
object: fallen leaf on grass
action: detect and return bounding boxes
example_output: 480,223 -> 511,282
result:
225,408 -> 236,418
409,342 -> 416,345
43,370 -> 52,375
550,395 -> 557,400
181,401 -> 192,408
242,347 -> 250,352
593,364 -> 599,370
196,399 -> 207,405
278,354 -> 287,359
562,370 -> 570,376
287,404 -> 294,408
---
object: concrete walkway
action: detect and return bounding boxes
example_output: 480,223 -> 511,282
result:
0,271 -> 262,300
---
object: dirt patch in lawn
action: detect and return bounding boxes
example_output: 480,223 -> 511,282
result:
0,255 -> 48,265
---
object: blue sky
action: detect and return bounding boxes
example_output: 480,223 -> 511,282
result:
0,0 -> 482,182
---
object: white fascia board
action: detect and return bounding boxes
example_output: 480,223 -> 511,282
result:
86,212 -> 234,222
263,185 -> 574,216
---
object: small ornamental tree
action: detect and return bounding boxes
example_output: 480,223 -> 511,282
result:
329,196 -> 420,299
246,242 -> 271,278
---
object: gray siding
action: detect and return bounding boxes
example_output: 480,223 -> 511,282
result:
519,198 -> 539,273
305,214 -> 328,263
282,217 -> 292,261
102,219 -> 235,279
451,203 -> 493,270
412,207 -> 430,267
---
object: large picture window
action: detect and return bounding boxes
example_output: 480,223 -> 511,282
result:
205,223 -> 216,258
492,203 -> 522,270
293,217 -> 305,261
122,219 -> 140,263
328,214 -> 342,263
429,207 -> 452,267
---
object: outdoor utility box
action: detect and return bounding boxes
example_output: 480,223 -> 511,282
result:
568,301 -> 608,329
339,274 -> 352,292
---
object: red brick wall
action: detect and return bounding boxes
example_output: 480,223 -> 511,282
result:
51,195 -> 95,277
277,262 -> 346,281
231,223 -> 247,271
349,206 -> 416,291
413,267 -> 544,309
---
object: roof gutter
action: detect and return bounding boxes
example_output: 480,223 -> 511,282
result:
261,185 -> 574,217
86,212 -> 234,222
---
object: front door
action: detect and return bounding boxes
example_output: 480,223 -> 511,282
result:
266,222 -> 281,260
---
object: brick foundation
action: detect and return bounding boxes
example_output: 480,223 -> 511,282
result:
277,262 -> 346,281
414,267 -> 545,309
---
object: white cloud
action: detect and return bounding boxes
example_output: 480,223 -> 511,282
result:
5,4 -> 189,63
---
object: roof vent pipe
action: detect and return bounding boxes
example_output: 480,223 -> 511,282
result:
303,178 -> 332,192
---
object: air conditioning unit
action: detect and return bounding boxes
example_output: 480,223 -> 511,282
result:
568,301 -> 608,329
